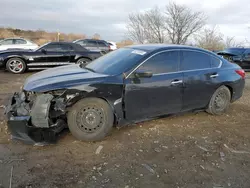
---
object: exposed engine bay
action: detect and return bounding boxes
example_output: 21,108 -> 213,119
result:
5,90 -> 79,144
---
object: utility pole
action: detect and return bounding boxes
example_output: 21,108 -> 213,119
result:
57,32 -> 60,41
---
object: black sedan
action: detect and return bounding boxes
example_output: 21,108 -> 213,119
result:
5,44 -> 245,144
0,42 -> 102,74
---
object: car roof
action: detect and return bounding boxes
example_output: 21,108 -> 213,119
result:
75,39 -> 107,42
49,41 -> 76,45
3,37 -> 27,40
126,44 -> 212,53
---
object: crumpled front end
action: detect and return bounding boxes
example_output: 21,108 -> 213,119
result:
5,91 -> 68,145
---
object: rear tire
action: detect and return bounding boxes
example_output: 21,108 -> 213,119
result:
67,98 -> 114,141
76,58 -> 91,66
6,58 -> 26,74
206,86 -> 231,115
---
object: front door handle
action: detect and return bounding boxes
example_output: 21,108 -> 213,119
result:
171,80 -> 183,85
210,73 -> 219,78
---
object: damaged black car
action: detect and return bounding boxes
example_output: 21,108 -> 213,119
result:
217,47 -> 250,69
5,44 -> 245,145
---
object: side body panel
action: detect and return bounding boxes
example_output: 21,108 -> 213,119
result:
0,50 -> 102,69
124,73 -> 183,120
182,68 -> 221,111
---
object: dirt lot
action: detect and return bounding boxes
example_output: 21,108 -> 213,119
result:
0,71 -> 250,188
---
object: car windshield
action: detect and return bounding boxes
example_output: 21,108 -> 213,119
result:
85,48 -> 147,75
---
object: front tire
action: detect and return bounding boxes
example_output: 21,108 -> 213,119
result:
6,58 -> 26,74
67,98 -> 114,141
206,86 -> 231,115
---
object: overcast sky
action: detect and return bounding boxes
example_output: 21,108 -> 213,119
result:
0,0 -> 250,43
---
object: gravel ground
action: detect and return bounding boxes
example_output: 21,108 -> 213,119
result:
0,70 -> 250,188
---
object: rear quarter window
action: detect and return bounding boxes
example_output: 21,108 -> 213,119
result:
210,56 -> 221,68
98,42 -> 108,47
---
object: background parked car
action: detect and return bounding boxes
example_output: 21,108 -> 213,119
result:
73,39 -> 111,53
107,41 -> 117,50
0,42 -> 102,74
217,48 -> 250,69
0,38 -> 38,51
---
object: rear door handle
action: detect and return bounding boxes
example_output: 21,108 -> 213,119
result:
210,73 -> 219,78
171,80 -> 183,85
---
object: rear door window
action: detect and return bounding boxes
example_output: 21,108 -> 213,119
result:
60,44 -> 74,51
14,39 -> 27,44
87,40 -> 98,47
180,51 -> 211,71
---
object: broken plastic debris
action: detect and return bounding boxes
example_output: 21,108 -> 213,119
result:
224,144 -> 250,154
200,165 -> 205,170
196,145 -> 209,152
95,145 -> 103,154
142,164 -> 155,174
220,152 -> 226,161
154,148 -> 162,153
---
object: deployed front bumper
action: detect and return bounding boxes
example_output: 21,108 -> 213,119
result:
5,92 -> 66,145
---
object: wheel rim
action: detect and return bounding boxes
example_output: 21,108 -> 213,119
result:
76,106 -> 104,133
214,91 -> 228,111
8,59 -> 24,73
77,59 -> 89,65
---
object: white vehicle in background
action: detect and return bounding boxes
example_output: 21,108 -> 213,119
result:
107,41 -> 117,50
0,38 -> 38,51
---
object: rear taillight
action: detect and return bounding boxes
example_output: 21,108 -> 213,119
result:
235,69 -> 245,79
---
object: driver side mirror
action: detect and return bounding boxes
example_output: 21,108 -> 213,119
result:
134,70 -> 153,78
41,49 -> 47,54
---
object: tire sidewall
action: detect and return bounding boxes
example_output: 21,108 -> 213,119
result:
76,58 -> 91,65
6,58 -> 26,74
207,86 -> 231,115
67,98 -> 114,141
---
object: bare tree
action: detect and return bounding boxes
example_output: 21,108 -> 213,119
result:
165,2 -> 207,44
225,36 -> 245,48
195,26 -> 225,51
127,7 -> 166,43
127,13 -> 147,43
144,7 -> 166,43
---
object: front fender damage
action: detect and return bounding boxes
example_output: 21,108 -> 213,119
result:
5,92 -> 68,145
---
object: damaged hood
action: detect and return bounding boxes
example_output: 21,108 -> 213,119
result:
23,64 -> 109,92
217,48 -> 245,56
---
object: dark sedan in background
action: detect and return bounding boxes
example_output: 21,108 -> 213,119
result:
73,39 -> 111,53
217,48 -> 250,69
5,44 -> 245,145
0,42 -> 103,74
